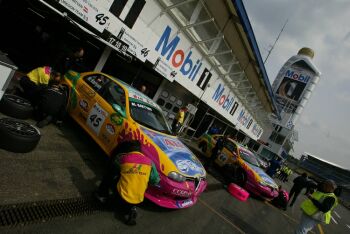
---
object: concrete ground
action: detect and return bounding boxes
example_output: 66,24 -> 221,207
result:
0,114 -> 349,234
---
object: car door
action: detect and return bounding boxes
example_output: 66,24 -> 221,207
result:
97,81 -> 127,154
216,140 -> 236,167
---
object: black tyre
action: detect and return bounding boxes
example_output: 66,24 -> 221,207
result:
234,169 -> 247,187
0,94 -> 33,119
0,118 -> 41,153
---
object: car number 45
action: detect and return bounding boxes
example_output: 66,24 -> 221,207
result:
87,103 -> 107,135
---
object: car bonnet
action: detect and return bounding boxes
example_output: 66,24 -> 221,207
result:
142,127 -> 206,178
248,163 -> 279,189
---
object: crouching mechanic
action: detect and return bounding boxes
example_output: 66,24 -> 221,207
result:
95,141 -> 160,225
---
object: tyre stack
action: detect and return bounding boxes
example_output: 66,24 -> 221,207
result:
0,94 -> 41,153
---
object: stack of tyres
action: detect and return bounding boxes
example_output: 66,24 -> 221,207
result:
0,94 -> 40,153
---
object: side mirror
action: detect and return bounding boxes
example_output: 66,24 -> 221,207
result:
112,104 -> 126,117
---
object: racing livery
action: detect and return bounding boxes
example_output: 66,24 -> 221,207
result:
62,71 -> 207,209
198,134 -> 278,200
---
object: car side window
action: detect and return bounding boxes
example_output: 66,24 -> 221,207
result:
83,74 -> 110,92
100,82 -> 126,111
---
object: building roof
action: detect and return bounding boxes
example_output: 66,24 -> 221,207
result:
304,152 -> 350,171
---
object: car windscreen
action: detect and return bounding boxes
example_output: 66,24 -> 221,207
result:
239,149 -> 260,167
129,99 -> 172,134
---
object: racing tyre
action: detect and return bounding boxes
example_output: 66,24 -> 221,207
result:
0,94 -> 33,119
0,118 -> 41,153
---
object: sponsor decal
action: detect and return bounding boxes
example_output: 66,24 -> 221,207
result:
106,123 -> 115,135
78,85 -> 96,98
176,199 -> 193,208
142,127 -> 205,177
110,113 -> 123,125
79,100 -> 89,112
172,188 -> 192,197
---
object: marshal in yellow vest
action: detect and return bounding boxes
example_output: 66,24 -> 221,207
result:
300,191 -> 338,224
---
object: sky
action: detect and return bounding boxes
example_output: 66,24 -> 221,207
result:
243,0 -> 350,169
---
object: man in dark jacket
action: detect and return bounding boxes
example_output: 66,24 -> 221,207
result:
205,135 -> 228,169
289,173 -> 308,207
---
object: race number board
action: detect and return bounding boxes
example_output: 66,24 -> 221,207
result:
87,103 -> 108,135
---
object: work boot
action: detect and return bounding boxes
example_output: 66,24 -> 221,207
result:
125,207 -> 137,226
36,115 -> 53,128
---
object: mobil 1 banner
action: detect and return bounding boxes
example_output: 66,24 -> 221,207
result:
275,68 -> 312,113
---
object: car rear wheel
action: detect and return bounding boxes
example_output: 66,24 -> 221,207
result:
0,118 -> 41,153
234,169 -> 247,187
0,94 -> 33,119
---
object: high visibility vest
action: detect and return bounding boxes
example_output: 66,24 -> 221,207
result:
117,152 -> 152,204
176,110 -> 185,124
300,191 -> 338,224
27,66 -> 52,85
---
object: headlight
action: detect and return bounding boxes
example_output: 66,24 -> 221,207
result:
168,171 -> 186,182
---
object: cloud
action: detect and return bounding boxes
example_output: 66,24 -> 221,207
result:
336,92 -> 350,103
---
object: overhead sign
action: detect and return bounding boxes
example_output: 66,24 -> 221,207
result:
59,0 -> 110,33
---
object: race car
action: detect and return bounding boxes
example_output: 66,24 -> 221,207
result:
198,134 -> 278,200
62,71 -> 207,209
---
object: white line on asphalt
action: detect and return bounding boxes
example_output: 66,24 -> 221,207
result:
346,224 -> 350,229
331,216 -> 338,224
334,211 -> 341,219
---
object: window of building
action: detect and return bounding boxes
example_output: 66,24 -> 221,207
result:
157,98 -> 165,106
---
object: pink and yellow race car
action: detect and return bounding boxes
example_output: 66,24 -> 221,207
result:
62,71 -> 207,209
198,134 -> 278,200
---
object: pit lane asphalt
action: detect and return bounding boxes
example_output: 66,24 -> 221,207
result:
0,115 -> 349,234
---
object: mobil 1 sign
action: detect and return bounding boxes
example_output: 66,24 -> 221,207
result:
153,25 -> 213,97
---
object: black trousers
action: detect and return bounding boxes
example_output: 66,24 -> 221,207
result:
97,162 -> 135,215
19,76 -> 45,105
289,187 -> 302,206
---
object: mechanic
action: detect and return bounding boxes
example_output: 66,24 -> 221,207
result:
171,106 -> 188,135
54,45 -> 86,74
289,173 -> 308,207
35,79 -> 67,128
205,134 -> 228,169
19,66 -> 61,105
295,180 -> 338,234
95,141 -> 160,225
266,156 -> 282,178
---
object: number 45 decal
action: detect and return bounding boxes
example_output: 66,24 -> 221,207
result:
95,13 -> 109,25
89,114 -> 102,127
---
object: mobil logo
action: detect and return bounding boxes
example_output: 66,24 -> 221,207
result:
155,26 -> 203,81
252,123 -> 263,138
237,109 -> 252,128
212,83 -> 239,116
285,70 -> 310,83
